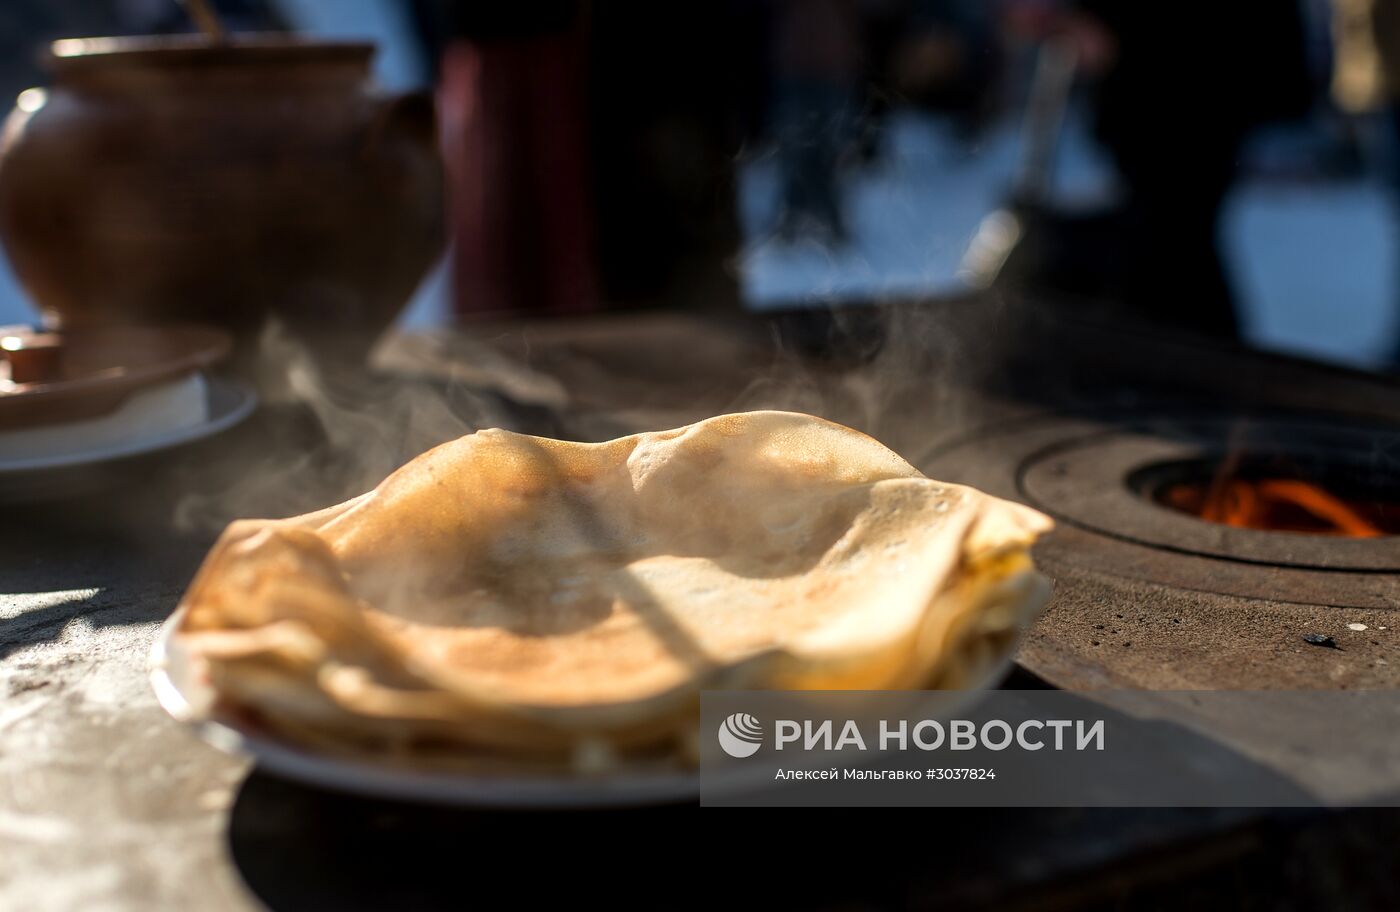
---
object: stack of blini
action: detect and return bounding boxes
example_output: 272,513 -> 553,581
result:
172,411 -> 1053,771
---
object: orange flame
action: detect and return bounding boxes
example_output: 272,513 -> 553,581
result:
1163,476 -> 1385,538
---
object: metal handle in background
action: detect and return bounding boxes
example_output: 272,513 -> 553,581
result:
1015,39 -> 1079,205
958,38 -> 1080,288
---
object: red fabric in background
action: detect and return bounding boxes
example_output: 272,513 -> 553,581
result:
439,33 -> 598,316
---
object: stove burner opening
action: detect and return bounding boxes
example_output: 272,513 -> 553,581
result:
1139,455 -> 1400,538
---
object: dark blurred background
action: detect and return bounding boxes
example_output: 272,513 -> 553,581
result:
1,0 -> 1397,369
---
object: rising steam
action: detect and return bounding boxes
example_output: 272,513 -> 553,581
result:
172,320 -> 511,532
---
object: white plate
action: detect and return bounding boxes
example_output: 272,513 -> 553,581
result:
0,373 -> 256,472
150,602 -> 1012,809
0,374 -> 256,500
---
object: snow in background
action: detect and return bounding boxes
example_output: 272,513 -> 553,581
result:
737,106 -> 1399,370
737,107 -> 1118,303
1224,180 -> 1395,366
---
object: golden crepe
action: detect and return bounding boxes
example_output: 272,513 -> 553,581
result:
173,411 -> 1052,766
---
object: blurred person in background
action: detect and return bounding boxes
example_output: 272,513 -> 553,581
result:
414,1 -> 752,317
771,0 -> 861,245
766,0 -> 1002,245
1007,0 -> 1313,341
869,0 -> 1002,141
410,2 -> 597,318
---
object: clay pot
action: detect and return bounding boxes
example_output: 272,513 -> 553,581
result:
0,36 -> 444,354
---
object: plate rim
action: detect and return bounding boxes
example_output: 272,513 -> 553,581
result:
149,602 -> 1015,809
149,605 -> 706,808
0,372 -> 256,472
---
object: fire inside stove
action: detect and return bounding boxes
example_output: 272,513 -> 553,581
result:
1153,456 -> 1400,538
